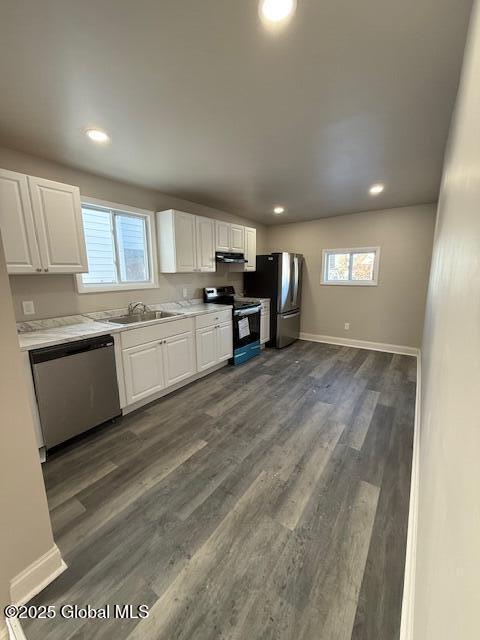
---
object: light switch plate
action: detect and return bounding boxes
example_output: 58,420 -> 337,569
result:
22,300 -> 35,315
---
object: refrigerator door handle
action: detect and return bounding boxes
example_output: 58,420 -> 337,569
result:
281,310 -> 300,318
292,255 -> 299,308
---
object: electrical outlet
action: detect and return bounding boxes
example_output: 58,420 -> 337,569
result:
344,322 -> 350,331
22,300 -> 35,315
182,287 -> 188,299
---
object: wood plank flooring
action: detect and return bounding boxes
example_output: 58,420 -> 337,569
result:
24,341 -> 416,640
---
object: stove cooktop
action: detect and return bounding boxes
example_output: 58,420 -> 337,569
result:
204,286 -> 261,311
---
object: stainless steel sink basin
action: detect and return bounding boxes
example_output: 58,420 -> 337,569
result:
106,311 -> 181,324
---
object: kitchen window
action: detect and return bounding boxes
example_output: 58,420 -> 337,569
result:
76,198 -> 157,293
321,247 -> 380,285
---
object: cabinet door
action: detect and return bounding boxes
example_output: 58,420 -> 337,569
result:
261,312 -> 270,344
215,220 -> 231,252
196,325 -> 218,372
173,211 -> 197,272
28,176 -> 88,273
195,216 -> 215,272
163,331 -> 196,387
217,322 -> 233,362
230,224 -> 245,252
123,341 -> 165,405
244,226 -> 256,271
0,169 -> 41,273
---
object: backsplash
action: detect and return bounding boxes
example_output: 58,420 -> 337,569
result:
16,299 -> 205,333
9,267 -> 244,322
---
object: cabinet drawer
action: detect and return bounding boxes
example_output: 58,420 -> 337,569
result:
195,310 -> 232,330
121,317 -> 194,349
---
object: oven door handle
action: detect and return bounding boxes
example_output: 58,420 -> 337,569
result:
234,307 -> 261,317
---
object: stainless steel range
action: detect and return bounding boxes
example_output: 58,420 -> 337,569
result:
204,286 -> 262,365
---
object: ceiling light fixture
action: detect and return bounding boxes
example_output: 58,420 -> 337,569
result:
259,0 -> 297,25
85,128 -> 110,143
273,206 -> 285,214
369,183 -> 384,195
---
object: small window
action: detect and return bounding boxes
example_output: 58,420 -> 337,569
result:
321,247 -> 380,286
77,200 -> 156,293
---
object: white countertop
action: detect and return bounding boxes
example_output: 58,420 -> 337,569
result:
17,303 -> 233,352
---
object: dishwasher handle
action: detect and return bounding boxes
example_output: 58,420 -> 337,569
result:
30,335 -> 114,365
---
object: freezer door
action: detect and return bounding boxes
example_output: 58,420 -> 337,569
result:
276,309 -> 301,348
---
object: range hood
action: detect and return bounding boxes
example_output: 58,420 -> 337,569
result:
215,251 -> 247,264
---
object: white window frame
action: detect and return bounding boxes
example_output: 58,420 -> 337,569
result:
76,196 -> 158,294
321,246 -> 380,286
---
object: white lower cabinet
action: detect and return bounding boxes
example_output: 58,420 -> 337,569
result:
217,322 -> 233,362
196,325 -> 218,372
120,314 -> 232,408
123,341 -> 165,404
260,300 -> 271,344
163,331 -> 196,386
121,317 -> 196,406
196,313 -> 233,372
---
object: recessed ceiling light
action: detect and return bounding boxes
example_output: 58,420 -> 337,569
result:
85,128 -> 110,143
259,0 -> 297,25
273,206 -> 285,214
369,183 -> 384,195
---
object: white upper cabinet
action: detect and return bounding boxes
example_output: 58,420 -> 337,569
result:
28,177 -> 88,273
0,169 -> 87,274
157,209 -> 197,273
244,226 -> 257,272
158,210 -> 255,273
230,224 -> 245,252
215,220 -> 231,252
0,168 -> 41,273
215,221 -> 248,254
195,216 -> 215,272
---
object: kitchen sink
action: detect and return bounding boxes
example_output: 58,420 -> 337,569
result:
106,310 -> 182,324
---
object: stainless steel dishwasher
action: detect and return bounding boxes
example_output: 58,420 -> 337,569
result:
30,335 -> 121,450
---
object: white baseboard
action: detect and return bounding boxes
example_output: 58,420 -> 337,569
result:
6,617 -> 27,640
10,544 -> 67,606
299,332 -> 420,357
399,352 -> 422,639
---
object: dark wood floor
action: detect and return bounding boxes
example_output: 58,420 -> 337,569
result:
25,341 -> 416,640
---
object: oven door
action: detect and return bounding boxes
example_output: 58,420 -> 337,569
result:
233,307 -> 261,348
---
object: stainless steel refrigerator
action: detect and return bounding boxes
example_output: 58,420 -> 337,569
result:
244,252 -> 303,348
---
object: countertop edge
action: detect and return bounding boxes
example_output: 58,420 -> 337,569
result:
18,304 -> 233,352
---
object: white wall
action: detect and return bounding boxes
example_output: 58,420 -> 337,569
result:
266,204 -> 436,349
413,1 -> 480,638
0,232 -> 57,634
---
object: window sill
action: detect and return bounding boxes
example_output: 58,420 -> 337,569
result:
320,280 -> 378,286
75,277 -> 159,294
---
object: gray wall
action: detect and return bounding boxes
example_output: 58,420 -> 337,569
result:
413,2 -> 480,638
266,204 -> 436,348
0,233 -> 56,633
0,146 -> 267,320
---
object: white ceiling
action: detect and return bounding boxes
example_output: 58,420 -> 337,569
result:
0,0 -> 473,224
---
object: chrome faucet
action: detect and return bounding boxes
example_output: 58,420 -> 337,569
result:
128,301 -> 149,315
